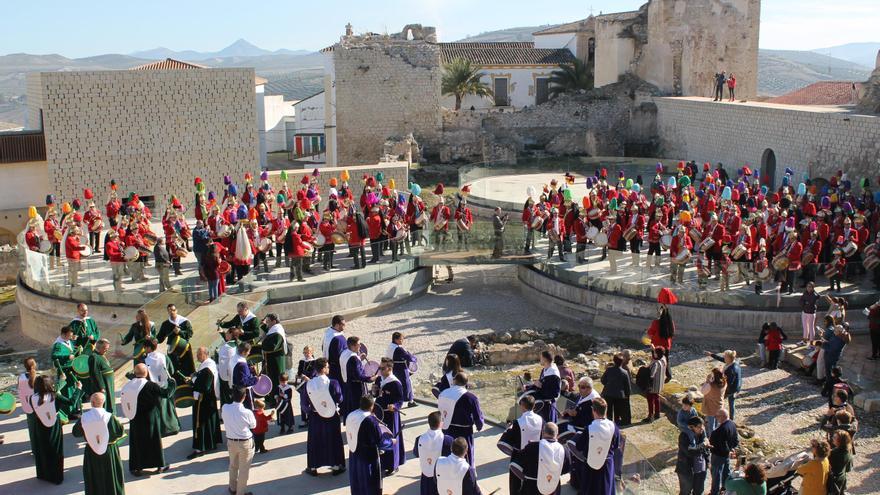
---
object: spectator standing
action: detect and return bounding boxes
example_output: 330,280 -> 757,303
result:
222,387 -> 256,495
764,322 -> 787,369
799,282 -> 820,344
828,430 -> 853,495
192,220 -> 210,276
153,238 -> 172,292
713,72 -> 727,101
823,325 -> 851,380
708,409 -> 738,495
867,299 -> 880,360
251,399 -> 273,454
600,353 -> 632,426
676,395 -> 698,440
202,245 -> 221,302
644,347 -> 666,423
675,416 -> 710,495
700,369 -> 727,436
707,350 -> 741,420
795,439 -> 830,495
727,74 -> 736,101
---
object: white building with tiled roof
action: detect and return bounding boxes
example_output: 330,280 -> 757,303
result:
438,42 -> 577,109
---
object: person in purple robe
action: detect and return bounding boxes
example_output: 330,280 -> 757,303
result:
567,397 -> 621,495
438,372 -> 484,467
386,332 -> 417,407
434,437 -> 482,495
510,422 -> 570,495
296,345 -> 317,427
341,336 -> 377,423
231,342 -> 258,410
346,395 -> 394,495
323,315 -> 348,383
560,376 -> 601,490
376,360 -> 406,474
524,350 -> 561,423
498,395 -> 544,494
413,411 -> 454,495
431,353 -> 463,398
303,357 -> 346,476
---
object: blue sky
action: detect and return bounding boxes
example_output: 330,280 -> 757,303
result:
4,0 -> 878,57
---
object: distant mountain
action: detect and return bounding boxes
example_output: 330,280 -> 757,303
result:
458,26 -> 546,43
813,42 -> 880,70
130,39 -> 313,61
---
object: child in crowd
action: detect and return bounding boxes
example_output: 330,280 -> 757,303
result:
297,345 -> 316,427
252,399 -> 275,454
276,372 -> 296,435
676,394 -> 698,441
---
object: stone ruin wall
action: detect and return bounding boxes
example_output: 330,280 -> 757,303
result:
639,0 -> 760,99
433,78 -> 661,164
857,50 -> 880,114
333,36 -> 442,166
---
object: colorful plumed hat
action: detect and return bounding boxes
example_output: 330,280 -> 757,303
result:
228,183 -> 238,196
300,175 -> 310,185
236,205 -> 248,221
312,168 -> 320,178
410,183 -> 422,196
45,194 -> 56,207
260,171 -> 269,181
329,177 -> 338,188
72,199 -> 82,211
280,170 -> 288,182
223,175 -> 231,185
433,183 -> 444,196
784,217 -> 795,231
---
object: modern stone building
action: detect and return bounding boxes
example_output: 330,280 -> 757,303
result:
25,59 -> 260,211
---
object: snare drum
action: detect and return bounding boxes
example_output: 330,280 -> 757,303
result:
689,229 -> 703,244
673,249 -> 691,264
530,216 -> 544,229
143,232 -> 159,248
363,360 -> 380,377
824,264 -> 839,278
841,241 -> 858,258
699,238 -> 715,253
587,208 -> 600,220
123,246 -> 140,261
800,252 -> 814,266
865,254 -> 880,270
731,244 -> 748,259
623,227 -> 637,242
407,360 -> 419,374
174,383 -> 195,408
39,239 -> 53,253
772,254 -> 790,271
660,234 -> 672,250
258,238 -> 272,252
594,232 -> 608,247
315,233 -> 326,246
72,355 -> 90,379
331,232 -> 347,245
80,245 -> 93,257
586,226 -> 599,240
252,375 -> 272,397
865,244 -> 877,258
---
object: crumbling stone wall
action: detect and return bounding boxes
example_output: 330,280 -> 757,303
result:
433,77 -> 661,164
332,33 -> 441,166
857,50 -> 880,115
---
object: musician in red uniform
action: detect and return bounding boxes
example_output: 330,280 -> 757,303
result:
405,193 -> 426,247
522,198 -> 536,254
285,221 -> 307,282
347,207 -> 368,269
626,205 -> 646,269
454,199 -> 473,251
431,197 -> 451,252
607,209 -> 624,275
65,225 -> 85,287
801,225 -> 823,286
44,209 -> 61,269
854,215 -> 870,276
105,230 -> 125,291
83,203 -> 103,254
25,222 -> 41,251
367,205 -> 385,263
732,223 -> 752,285
318,211 -> 337,270
669,221 -> 691,284
296,215 -> 316,274
547,207 -> 566,262
781,226 -> 803,295
838,217 -> 859,279
125,225 -> 148,282
702,213 -> 726,278
106,192 -> 122,228
272,204 -> 290,268
646,209 -> 665,270
573,210 -> 590,264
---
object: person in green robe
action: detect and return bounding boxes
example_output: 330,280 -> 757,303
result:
122,363 -> 173,476
29,374 -> 70,485
187,346 -> 222,459
214,327 -> 242,405
219,301 -> 261,343
51,325 -> 83,420
259,314 -> 288,408
86,339 -> 116,414
157,304 -> 196,382
143,338 -> 180,437
120,309 -> 156,367
70,303 -> 100,355
72,392 -> 127,495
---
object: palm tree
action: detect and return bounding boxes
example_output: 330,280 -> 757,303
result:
548,58 -> 594,98
441,58 -> 493,110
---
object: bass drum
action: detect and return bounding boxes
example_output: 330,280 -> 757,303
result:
39,239 -> 53,253
660,234 -> 672,250
123,246 -> 140,261
593,232 -> 608,248
316,233 -> 327,246
586,226 -> 599,240
673,249 -> 692,264
174,383 -> 195,408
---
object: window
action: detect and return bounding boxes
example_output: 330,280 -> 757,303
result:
493,78 -> 509,106
535,78 -> 550,105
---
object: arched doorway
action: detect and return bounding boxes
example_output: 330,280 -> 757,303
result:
761,148 -> 777,188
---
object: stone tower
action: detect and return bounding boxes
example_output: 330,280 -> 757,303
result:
637,0 -> 761,99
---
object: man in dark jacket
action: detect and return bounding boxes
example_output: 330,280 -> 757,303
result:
708,409 -> 738,495
676,416 -> 710,495
600,353 -> 631,426
713,72 -> 727,101
448,336 -> 478,367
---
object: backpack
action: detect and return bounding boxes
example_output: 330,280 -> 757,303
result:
636,366 -> 652,391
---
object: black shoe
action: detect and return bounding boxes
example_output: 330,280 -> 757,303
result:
332,466 -> 346,476
186,451 -> 204,460
304,468 -> 318,477
131,470 -> 144,477
159,465 -> 171,473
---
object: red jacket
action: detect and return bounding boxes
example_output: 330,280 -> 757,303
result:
647,319 -> 673,350
44,218 -> 59,241
319,220 -> 336,246
765,328 -> 785,351
786,241 -> 803,270
454,208 -> 473,227
106,239 -> 125,262
347,216 -> 365,247
25,230 -> 40,251
431,205 -> 450,231
607,223 -> 623,248
65,235 -> 83,260
288,232 -> 306,257
573,219 -> 588,243
367,213 -> 384,239
106,199 -> 121,219
252,410 -> 271,434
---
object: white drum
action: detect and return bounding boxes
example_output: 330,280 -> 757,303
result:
660,234 -> 672,250
80,245 -> 93,257
39,239 -> 53,253
594,232 -> 608,247
123,246 -> 140,261
316,233 -> 326,246
586,226 -> 599,240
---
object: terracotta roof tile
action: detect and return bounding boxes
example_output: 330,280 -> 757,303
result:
129,58 -> 208,70
439,42 -> 576,66
768,81 -> 862,106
